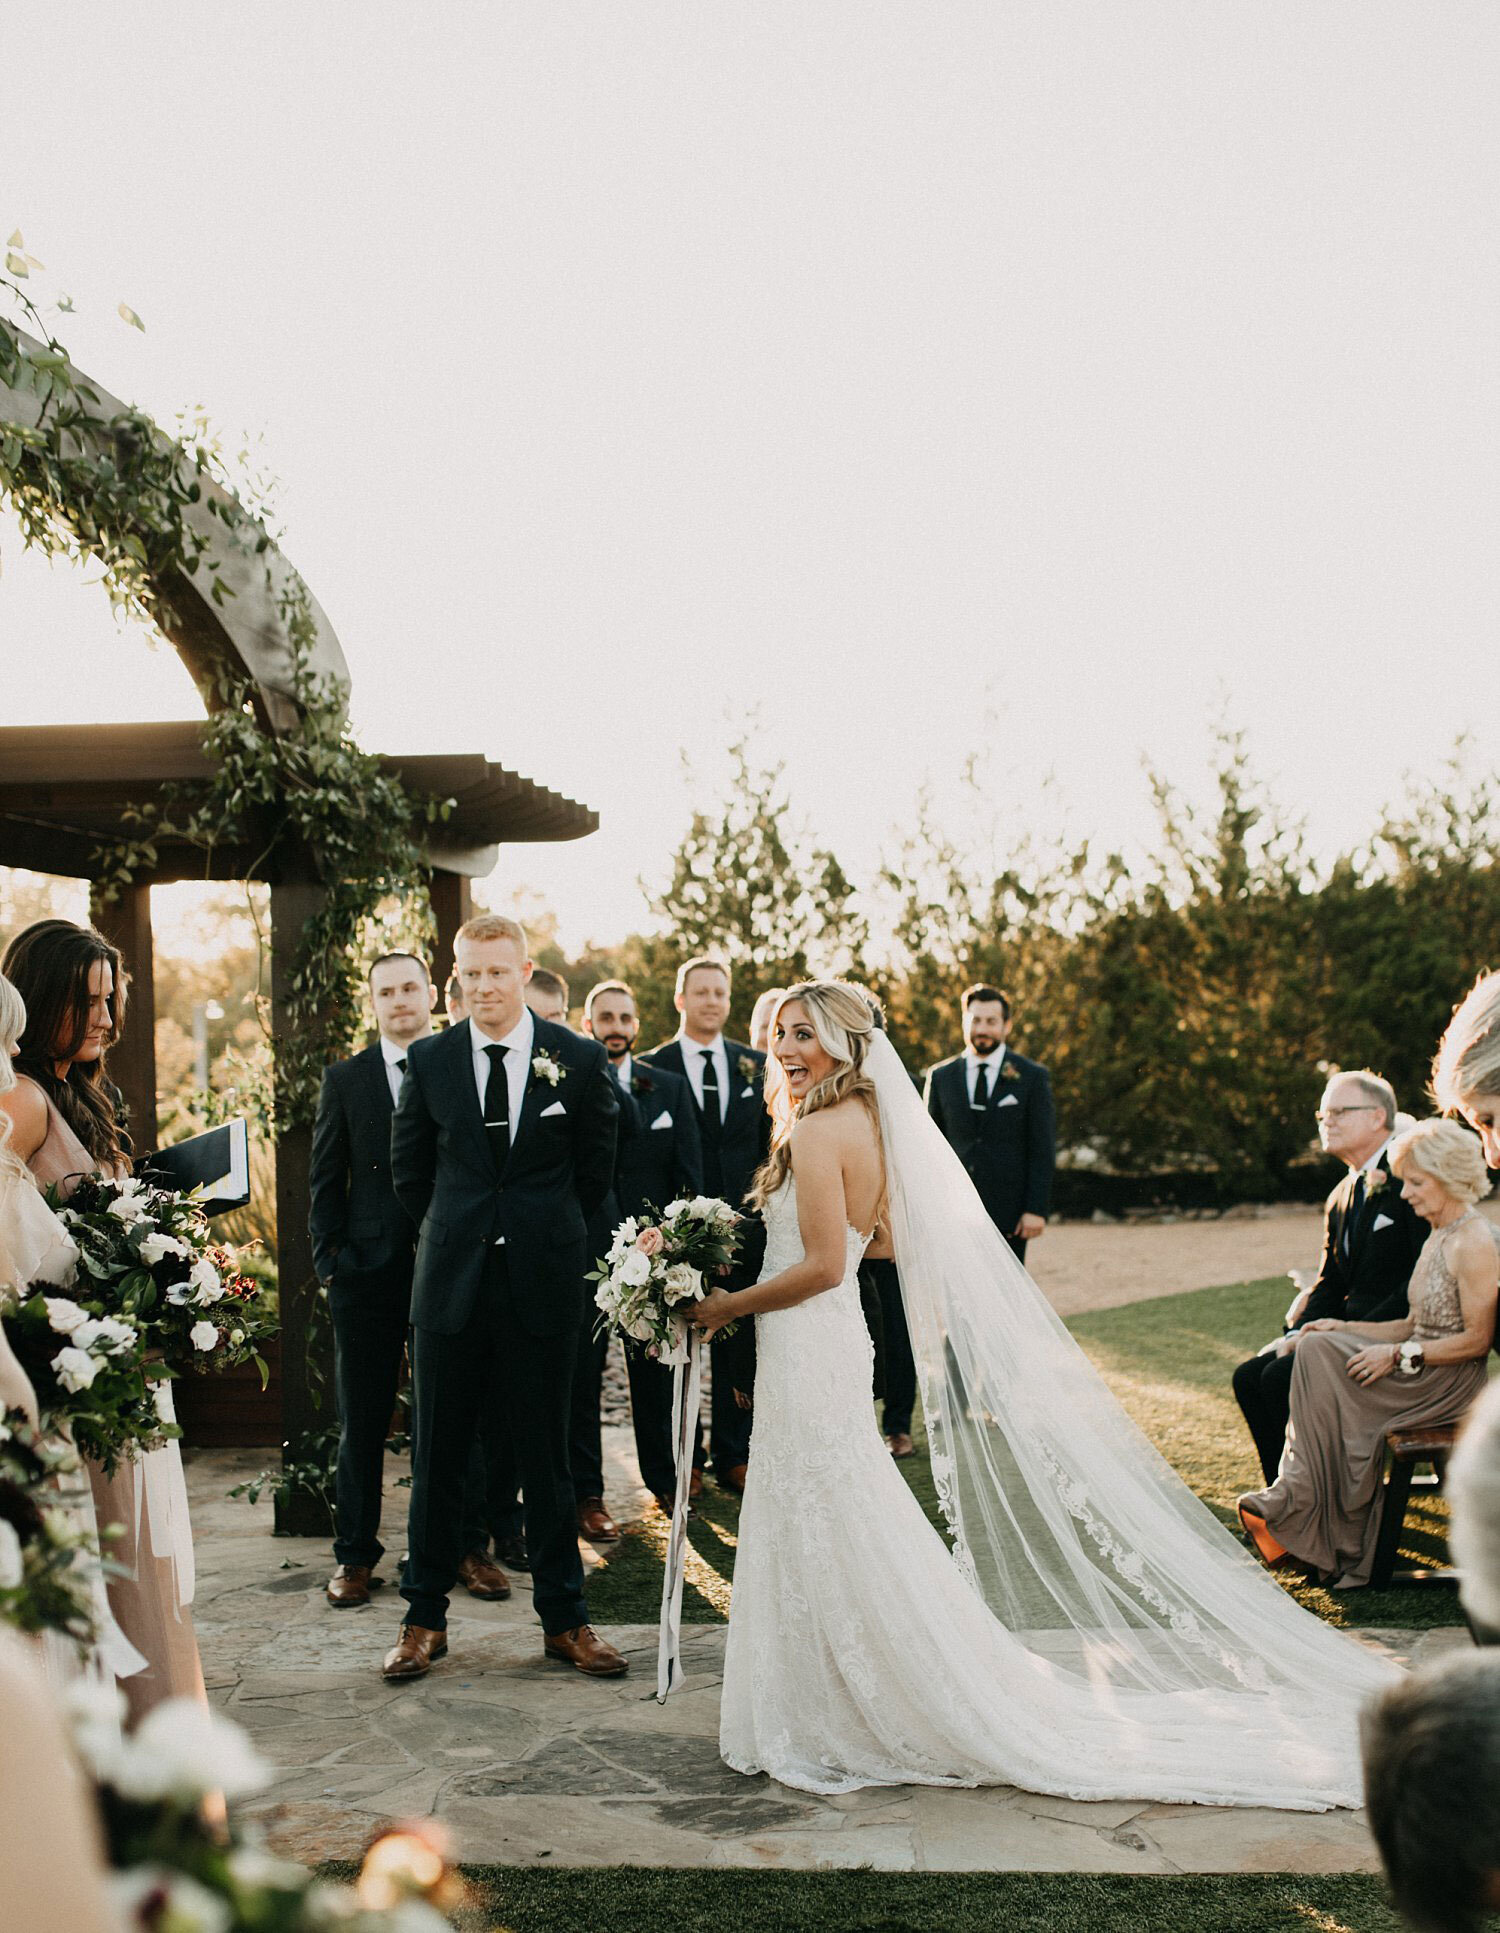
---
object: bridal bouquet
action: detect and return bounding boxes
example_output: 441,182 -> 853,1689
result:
49,1173 -> 276,1383
590,1196 -> 744,1356
0,1403 -> 100,1650
1,1284 -> 173,1472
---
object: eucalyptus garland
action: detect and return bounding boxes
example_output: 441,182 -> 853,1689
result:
1,259 -> 447,1135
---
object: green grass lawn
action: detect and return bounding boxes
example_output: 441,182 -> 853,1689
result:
586,1274 -> 1463,1631
320,1866 -> 1411,1933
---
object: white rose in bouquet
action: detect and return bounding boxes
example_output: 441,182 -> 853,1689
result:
44,1296 -> 90,1335
689,1196 -> 721,1219
617,1248 -> 652,1288
607,1217 -> 640,1263
189,1257 -> 224,1305
189,1319 -> 220,1353
92,1315 -> 139,1354
54,1346 -> 101,1392
139,1230 -> 191,1266
625,1314 -> 656,1343
106,1191 -> 148,1226
662,1262 -> 702,1306
664,1199 -> 689,1218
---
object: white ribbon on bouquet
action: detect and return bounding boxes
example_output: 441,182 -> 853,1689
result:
655,1319 -> 701,1702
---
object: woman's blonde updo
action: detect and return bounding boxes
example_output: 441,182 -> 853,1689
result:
1389,1117 -> 1492,1209
1433,971 -> 1500,1114
749,980 -> 882,1210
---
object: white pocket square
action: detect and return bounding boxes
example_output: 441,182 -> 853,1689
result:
740,1085 -> 755,1099
540,1100 -> 567,1118
651,1110 -> 673,1130
997,1093 -> 1020,1108
1373,1212 -> 1394,1231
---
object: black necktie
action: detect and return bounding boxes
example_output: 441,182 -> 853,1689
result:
972,1061 -> 991,1111
483,1043 -> 510,1159
1343,1173 -> 1365,1254
699,1049 -> 722,1137
396,1057 -> 407,1075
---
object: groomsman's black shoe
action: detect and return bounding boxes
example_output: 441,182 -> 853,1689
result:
381,1624 -> 448,1681
577,1498 -> 621,1544
886,1433 -> 916,1460
457,1551 -> 512,1600
544,1625 -> 629,1676
326,1564 -> 375,1608
496,1534 -> 531,1572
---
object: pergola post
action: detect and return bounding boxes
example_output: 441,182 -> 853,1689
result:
269,876 -> 335,1534
89,881 -> 159,1157
429,869 -> 473,996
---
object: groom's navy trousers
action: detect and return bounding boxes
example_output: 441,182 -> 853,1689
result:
402,1247 -> 587,1635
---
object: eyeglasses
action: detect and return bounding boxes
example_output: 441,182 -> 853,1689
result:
1315,1105 -> 1382,1123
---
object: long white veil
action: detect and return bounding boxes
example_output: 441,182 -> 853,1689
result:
868,1030 -> 1394,1711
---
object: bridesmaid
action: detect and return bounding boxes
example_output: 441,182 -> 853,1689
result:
0,919 -> 207,1724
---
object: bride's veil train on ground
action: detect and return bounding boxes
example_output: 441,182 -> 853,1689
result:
868,1031 -> 1395,1795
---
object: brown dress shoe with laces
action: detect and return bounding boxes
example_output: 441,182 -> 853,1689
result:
543,1624 -> 629,1676
576,1498 -> 620,1544
326,1564 -> 375,1608
457,1551 -> 512,1599
381,1623 -> 448,1681
688,1467 -> 704,1501
719,1462 -> 749,1495
886,1432 -> 916,1460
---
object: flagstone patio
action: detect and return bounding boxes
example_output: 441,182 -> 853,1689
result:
188,1440 -> 1462,1876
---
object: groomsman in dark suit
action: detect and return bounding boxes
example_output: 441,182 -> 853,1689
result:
311,953 -> 517,1607
384,914 -> 622,1681
577,981 -> 703,1524
924,984 -> 1056,1264
641,957 -> 769,1493
1232,1069 -> 1426,1483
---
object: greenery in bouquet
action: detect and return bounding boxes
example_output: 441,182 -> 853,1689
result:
0,1404 -> 100,1651
1,1285 -> 173,1473
50,1173 -> 278,1385
66,1684 -> 466,1932
589,1195 -> 744,1355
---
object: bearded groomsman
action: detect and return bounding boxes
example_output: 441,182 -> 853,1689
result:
641,957 -> 768,1493
924,985 -> 1056,1265
311,953 -> 518,1607
386,914 -> 623,1681
578,981 -> 703,1523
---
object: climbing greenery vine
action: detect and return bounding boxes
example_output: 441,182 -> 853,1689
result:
0,246 -> 448,1134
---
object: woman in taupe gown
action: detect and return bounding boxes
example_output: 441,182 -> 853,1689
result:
1239,1117 -> 1497,1589
0,921 -> 206,1723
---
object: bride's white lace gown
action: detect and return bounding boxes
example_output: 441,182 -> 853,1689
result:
719,1174 -> 1391,1808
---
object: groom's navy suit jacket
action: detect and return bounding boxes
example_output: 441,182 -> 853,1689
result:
391,1015 -> 618,1339
923,1050 -> 1056,1236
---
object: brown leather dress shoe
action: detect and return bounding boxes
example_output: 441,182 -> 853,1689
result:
543,1624 -> 629,1676
381,1624 -> 448,1681
719,1462 -> 749,1495
457,1551 -> 512,1600
326,1563 -> 374,1608
688,1467 -> 705,1502
576,1498 -> 620,1544
887,1432 -> 916,1460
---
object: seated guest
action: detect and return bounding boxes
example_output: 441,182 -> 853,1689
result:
1232,1069 -> 1426,1484
1238,1118 -> 1498,1588
1361,1650 -> 1500,1933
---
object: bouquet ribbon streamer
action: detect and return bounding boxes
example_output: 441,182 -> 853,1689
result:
656,1323 -> 701,1702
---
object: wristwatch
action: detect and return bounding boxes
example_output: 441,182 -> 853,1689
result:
1395,1341 -> 1425,1377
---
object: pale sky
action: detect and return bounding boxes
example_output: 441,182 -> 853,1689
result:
3,4 -> 1496,951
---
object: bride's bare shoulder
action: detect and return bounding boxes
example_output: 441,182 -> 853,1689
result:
788,1098 -> 877,1155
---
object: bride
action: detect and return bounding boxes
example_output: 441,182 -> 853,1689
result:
690,981 -> 1395,1808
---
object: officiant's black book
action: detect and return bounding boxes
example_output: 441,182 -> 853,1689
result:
135,1118 -> 252,1217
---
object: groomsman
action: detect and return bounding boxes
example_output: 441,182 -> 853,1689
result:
309,953 -> 508,1608
577,980 -> 703,1523
386,914 -> 622,1681
526,968 -> 571,1025
641,957 -> 768,1492
924,985 -> 1056,1264
1232,1069 -> 1426,1483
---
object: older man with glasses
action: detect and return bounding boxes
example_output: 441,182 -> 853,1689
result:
1231,1069 -> 1428,1485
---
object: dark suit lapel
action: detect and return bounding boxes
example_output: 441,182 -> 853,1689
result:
444,1020 -> 493,1169
362,1044 -> 395,1122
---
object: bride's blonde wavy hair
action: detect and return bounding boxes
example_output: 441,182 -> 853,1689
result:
750,981 -> 885,1213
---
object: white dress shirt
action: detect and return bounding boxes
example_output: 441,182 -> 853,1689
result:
380,1033 -> 423,1108
469,1009 -> 534,1142
680,1032 -> 729,1120
614,1052 -> 633,1091
964,1044 -> 1007,1106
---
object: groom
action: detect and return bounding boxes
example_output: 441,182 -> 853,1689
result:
385,913 -> 624,1680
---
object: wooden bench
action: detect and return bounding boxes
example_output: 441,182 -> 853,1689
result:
1370,1423 -> 1460,1590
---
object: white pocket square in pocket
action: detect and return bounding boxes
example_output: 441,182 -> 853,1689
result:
1373,1212 -> 1394,1231
997,1093 -> 1020,1108
540,1100 -> 567,1119
652,1110 -> 673,1130
740,1085 -> 755,1099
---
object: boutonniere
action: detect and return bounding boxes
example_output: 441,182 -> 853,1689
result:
1364,1170 -> 1388,1198
631,1070 -> 654,1096
1000,1062 -> 1022,1083
531,1051 -> 565,1087
738,1055 -> 759,1084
